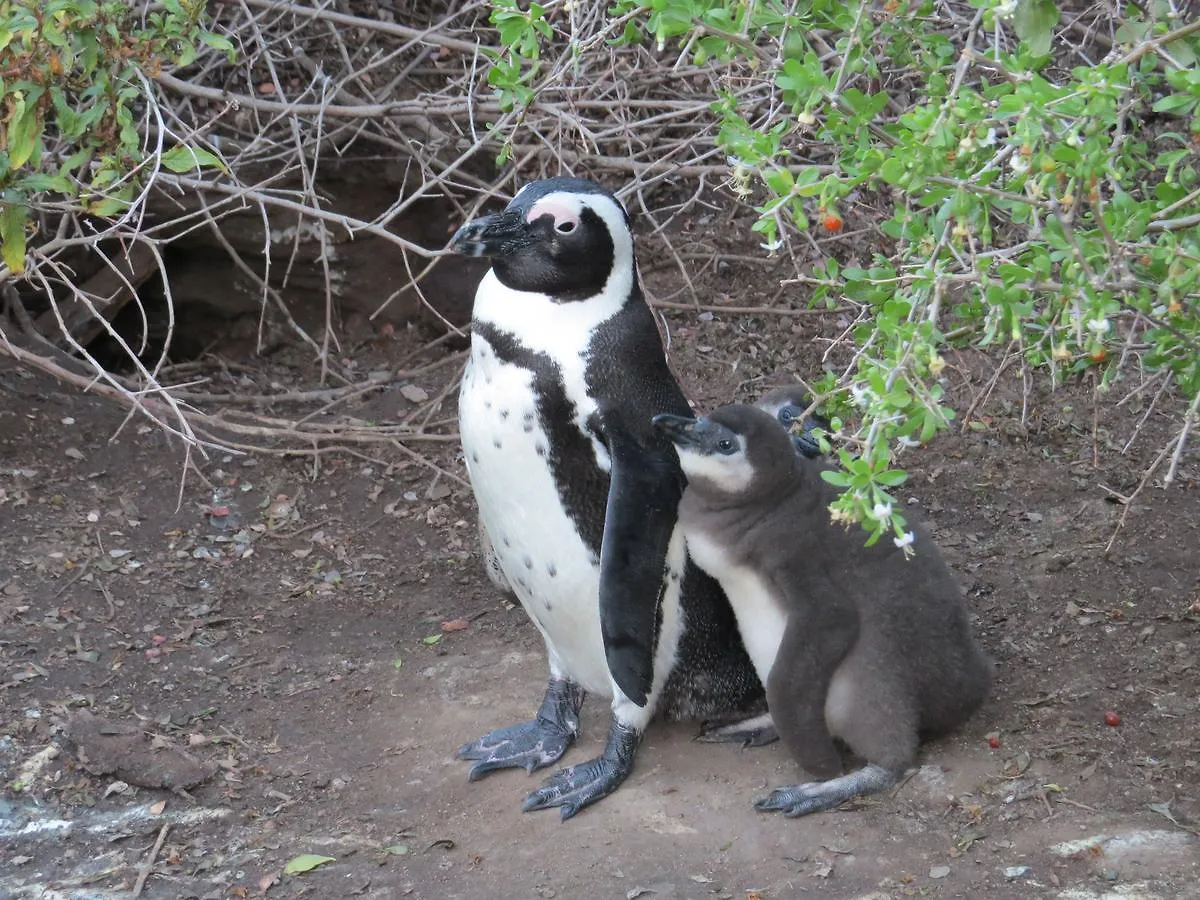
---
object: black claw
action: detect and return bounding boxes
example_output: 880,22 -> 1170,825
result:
523,718 -> 641,819
456,679 -> 584,779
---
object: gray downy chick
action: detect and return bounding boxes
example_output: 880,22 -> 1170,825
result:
653,404 -> 992,818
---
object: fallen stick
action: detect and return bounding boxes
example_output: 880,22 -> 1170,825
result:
133,822 -> 170,897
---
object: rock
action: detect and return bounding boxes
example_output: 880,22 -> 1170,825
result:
63,710 -> 215,792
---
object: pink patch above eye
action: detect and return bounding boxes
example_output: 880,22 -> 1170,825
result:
527,197 -> 580,231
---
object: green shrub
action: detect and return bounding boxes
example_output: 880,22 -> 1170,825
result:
0,0 -> 231,273
487,0 -> 1200,551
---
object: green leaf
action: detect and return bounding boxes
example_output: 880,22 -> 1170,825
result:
283,854 -> 336,875
820,469 -> 852,487
1152,94 -> 1195,115
88,195 -> 131,217
382,844 -> 410,856
160,145 -> 224,173
1012,0 -> 1059,57
422,634 -> 442,645
199,30 -> 236,61
1,203 -> 28,274
879,157 -> 906,185
392,656 -> 403,669
18,173 -> 72,193
7,100 -> 40,169
874,469 -> 908,487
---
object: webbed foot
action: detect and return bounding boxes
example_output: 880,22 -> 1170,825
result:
697,712 -> 778,748
755,763 -> 898,818
456,678 -> 583,779
522,719 -> 640,820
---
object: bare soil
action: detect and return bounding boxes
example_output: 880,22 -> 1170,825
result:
2,231 -> 1198,900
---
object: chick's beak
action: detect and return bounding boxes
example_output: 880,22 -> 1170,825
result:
448,210 -> 532,258
651,413 -> 701,446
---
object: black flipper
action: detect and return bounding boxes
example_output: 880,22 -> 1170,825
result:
456,679 -> 584,779
597,416 -> 684,706
521,719 -> 641,820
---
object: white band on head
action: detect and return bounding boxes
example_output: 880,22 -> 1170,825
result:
527,196 -> 582,231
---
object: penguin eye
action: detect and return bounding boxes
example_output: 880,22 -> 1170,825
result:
555,219 -> 577,234
716,438 -> 736,454
779,408 -> 795,425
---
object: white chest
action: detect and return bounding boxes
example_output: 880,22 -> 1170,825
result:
458,330 -> 611,692
684,529 -> 786,686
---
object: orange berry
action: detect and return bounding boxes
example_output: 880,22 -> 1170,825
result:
1089,347 -> 1108,364
1103,710 -> 1121,727
821,213 -> 843,233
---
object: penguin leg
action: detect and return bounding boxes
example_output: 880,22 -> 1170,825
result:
696,712 -> 779,748
456,678 -> 583,779
521,716 -> 641,821
755,763 -> 900,817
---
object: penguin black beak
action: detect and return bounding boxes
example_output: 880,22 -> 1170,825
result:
449,210 -> 533,258
652,413 -> 701,447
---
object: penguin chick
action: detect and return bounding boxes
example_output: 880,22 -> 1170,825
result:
755,385 -> 828,460
653,404 -> 992,818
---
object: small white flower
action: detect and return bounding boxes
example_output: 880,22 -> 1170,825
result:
896,434 -> 920,449
980,128 -> 997,147
958,135 -> 975,153
797,110 -> 816,126
995,0 -> 1018,19
1067,133 -> 1082,147
850,385 -> 872,408
893,530 -> 916,549
872,502 -> 893,521
1010,155 -> 1029,174
1087,318 -> 1110,335
759,238 -> 783,252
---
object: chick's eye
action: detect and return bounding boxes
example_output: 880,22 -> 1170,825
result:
779,409 -> 795,424
717,438 -> 735,453
555,219 -> 577,234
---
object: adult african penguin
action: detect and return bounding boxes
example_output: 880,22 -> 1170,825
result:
654,404 -> 992,818
448,177 -> 762,819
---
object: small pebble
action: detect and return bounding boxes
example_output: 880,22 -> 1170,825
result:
1003,866 -> 1031,879
929,866 -> 951,879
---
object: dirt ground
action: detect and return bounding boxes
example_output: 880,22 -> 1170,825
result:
2,222 -> 1199,900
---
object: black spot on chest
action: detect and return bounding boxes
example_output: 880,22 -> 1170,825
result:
471,322 -> 609,556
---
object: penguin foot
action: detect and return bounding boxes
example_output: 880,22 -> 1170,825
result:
522,719 -> 641,820
697,712 -> 778,748
754,763 -> 898,818
456,678 -> 583,779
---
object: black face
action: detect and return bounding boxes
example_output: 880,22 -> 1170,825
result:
777,403 -> 802,427
448,177 -> 631,300
652,414 -> 741,456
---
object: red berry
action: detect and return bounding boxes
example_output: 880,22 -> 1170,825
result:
1103,711 -> 1121,727
986,732 -> 1001,749
821,214 -> 844,233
